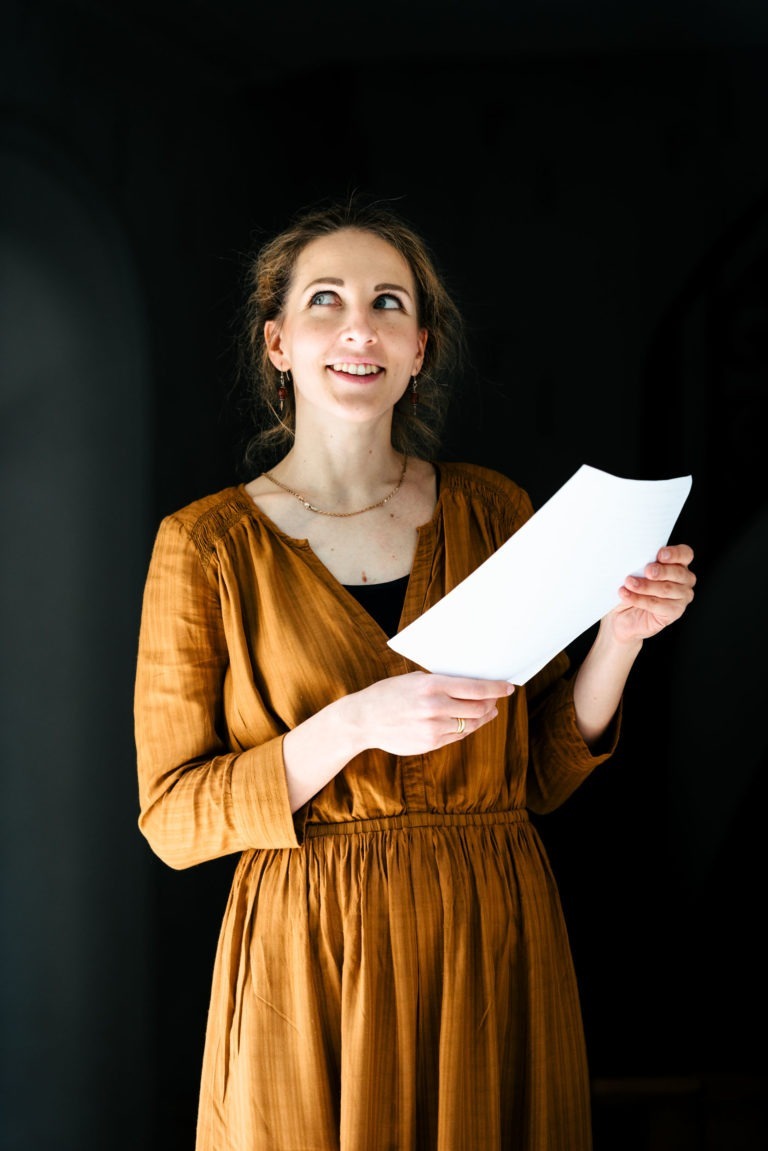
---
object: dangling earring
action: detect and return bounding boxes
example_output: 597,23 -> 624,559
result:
410,375 -> 419,406
277,371 -> 288,414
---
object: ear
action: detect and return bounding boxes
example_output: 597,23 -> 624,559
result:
264,320 -> 288,370
413,328 -> 428,376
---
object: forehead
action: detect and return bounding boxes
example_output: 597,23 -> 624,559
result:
291,228 -> 416,292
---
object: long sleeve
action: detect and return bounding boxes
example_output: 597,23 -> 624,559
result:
134,511 -> 300,869
524,653 -> 621,813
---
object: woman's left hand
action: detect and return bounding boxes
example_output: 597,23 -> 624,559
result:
608,543 -> 696,644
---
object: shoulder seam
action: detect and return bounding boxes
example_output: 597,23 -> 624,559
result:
438,461 -> 528,517
167,488 -> 248,573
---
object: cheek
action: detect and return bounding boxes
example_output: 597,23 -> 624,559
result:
383,319 -> 423,351
304,317 -> 341,346
285,321 -> 328,359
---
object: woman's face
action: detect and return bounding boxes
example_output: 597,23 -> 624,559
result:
265,228 -> 427,430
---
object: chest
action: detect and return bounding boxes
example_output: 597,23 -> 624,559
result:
299,512 -> 419,585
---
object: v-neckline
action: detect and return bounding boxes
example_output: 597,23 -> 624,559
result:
236,462 -> 444,650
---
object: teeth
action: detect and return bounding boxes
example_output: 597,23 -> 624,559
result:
331,363 -> 381,376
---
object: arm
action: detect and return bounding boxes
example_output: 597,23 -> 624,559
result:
134,514 -> 301,868
572,543 -> 696,748
524,543 -> 696,811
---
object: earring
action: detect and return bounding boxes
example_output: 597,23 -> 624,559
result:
410,375 -> 419,406
277,371 -> 288,413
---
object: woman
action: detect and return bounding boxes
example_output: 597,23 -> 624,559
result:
134,196 -> 695,1150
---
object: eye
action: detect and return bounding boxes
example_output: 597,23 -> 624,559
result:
308,290 -> 338,307
373,293 -> 404,311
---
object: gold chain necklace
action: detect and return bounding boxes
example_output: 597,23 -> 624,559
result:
262,454 -> 408,518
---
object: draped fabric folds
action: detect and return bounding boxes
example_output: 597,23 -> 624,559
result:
134,462 -> 619,1151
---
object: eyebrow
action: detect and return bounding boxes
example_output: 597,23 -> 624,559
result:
302,277 -> 413,298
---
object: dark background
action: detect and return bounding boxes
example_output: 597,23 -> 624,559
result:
2,1 -> 767,1148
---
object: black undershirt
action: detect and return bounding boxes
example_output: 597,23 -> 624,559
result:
343,574 -> 410,638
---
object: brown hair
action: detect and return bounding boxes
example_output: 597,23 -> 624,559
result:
235,194 -> 466,473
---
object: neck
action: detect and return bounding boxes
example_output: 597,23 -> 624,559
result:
276,418 -> 402,500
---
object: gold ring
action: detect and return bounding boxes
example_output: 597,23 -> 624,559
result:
455,717 -> 465,734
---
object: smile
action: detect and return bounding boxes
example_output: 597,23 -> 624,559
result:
330,363 -> 382,376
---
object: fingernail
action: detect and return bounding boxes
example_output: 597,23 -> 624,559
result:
659,548 -> 670,561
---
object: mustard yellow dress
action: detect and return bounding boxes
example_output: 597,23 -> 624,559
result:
134,461 -> 619,1151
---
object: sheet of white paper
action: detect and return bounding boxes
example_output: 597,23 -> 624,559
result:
387,464 -> 692,684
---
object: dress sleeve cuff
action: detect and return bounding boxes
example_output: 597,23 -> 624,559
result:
231,735 -> 306,848
552,676 -> 623,769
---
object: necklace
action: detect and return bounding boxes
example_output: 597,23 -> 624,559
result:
262,454 -> 408,518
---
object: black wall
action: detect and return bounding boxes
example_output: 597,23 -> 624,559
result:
2,2 -> 767,1147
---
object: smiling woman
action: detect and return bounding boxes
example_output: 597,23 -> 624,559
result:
262,229 -> 428,442
236,197 -> 465,466
133,193 -> 696,1151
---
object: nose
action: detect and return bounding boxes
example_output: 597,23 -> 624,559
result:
342,304 -> 377,344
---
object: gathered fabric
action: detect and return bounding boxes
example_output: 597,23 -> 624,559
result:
134,461 -> 620,1151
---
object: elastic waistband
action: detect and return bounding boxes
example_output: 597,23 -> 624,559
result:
304,809 -> 529,839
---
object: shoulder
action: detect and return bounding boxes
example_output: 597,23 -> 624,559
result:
435,461 -> 533,520
157,485 -> 252,569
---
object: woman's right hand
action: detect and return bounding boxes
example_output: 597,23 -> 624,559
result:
344,670 -> 515,757
283,671 -> 514,812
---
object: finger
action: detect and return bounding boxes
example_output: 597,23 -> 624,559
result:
643,562 -> 697,588
621,581 -> 694,613
442,699 -> 503,726
657,543 -> 694,566
431,675 -> 515,701
618,582 -> 694,620
445,706 -> 500,739
626,573 -> 694,599
647,569 -> 697,596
